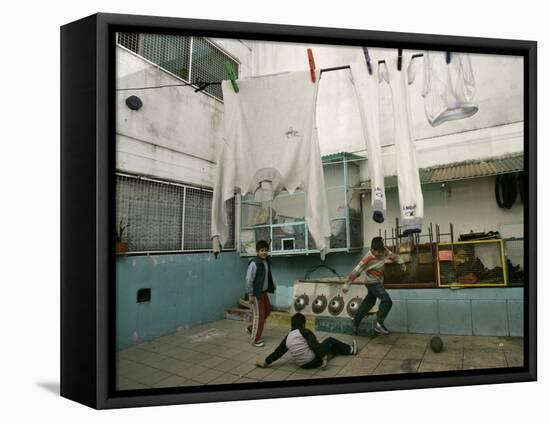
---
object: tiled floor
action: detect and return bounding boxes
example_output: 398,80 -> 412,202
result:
116,319 -> 524,390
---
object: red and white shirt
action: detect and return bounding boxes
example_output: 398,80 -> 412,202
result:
345,249 -> 404,286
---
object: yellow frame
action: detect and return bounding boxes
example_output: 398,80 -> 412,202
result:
436,239 -> 508,288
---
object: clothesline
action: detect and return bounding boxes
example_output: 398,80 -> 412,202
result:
116,65 -> 355,93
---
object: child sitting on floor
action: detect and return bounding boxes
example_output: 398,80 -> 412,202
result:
256,313 -> 357,369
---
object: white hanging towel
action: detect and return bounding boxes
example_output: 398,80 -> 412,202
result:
379,57 -> 423,235
350,62 -> 386,223
211,70 -> 331,259
422,51 -> 478,126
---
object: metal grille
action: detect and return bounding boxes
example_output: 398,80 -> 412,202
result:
117,175 -> 183,251
116,33 -> 239,101
116,174 -> 235,252
437,240 -> 507,287
183,188 -> 211,249
117,33 -> 191,81
183,189 -> 235,250
142,33 -> 191,80
191,37 -> 238,100
117,33 -> 140,52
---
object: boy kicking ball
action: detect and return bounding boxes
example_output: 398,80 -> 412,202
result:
343,236 -> 405,335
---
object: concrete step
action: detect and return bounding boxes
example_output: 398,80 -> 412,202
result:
225,308 -> 251,322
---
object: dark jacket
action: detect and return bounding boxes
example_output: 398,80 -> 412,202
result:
248,256 -> 276,297
265,328 -> 323,368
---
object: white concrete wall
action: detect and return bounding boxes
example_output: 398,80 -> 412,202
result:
362,176 -> 524,243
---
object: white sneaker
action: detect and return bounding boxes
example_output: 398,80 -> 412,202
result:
252,340 -> 265,347
374,322 -> 390,335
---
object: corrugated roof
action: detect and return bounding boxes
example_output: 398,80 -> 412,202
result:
322,152 -> 365,163
356,152 -> 524,191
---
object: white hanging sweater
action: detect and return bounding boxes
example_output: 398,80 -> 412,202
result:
422,51 -> 478,126
211,70 -> 331,259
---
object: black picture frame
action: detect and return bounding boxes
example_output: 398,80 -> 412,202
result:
60,12 -> 537,409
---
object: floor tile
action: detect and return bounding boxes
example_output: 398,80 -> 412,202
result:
358,343 -> 392,359
227,362 -> 257,377
393,333 -> 432,347
151,375 -> 189,388
286,372 -> 312,380
463,348 -> 507,369
116,377 -> 149,390
207,372 -> 242,385
175,364 -> 209,379
262,369 -> 293,381
418,361 -> 462,372
245,367 -> 275,380
504,350 -> 524,367
191,368 -> 225,384
385,345 -> 427,361
373,359 -> 421,375
212,359 -> 242,372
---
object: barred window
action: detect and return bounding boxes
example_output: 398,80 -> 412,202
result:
116,174 -> 235,253
116,33 -> 239,101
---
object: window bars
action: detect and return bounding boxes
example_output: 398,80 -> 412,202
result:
116,174 -> 235,253
116,33 -> 239,101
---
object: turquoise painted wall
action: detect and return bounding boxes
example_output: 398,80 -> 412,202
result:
385,288 -> 524,336
116,252 -> 245,350
116,250 -> 364,349
117,250 -> 523,349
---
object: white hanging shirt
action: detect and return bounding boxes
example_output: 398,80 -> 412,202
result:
211,70 -> 331,259
422,51 -> 478,126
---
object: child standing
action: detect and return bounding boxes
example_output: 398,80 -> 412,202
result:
246,240 -> 276,347
343,236 -> 405,335
256,313 -> 356,369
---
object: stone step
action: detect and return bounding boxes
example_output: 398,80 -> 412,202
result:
225,308 -> 251,322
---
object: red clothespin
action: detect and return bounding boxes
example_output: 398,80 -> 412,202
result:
307,48 -> 316,82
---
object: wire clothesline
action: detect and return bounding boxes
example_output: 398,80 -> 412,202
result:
115,65 -> 355,93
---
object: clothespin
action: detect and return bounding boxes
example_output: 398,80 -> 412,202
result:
224,62 -> 239,93
362,47 -> 373,75
445,51 -> 452,64
307,48 -> 316,82
397,48 -> 403,71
